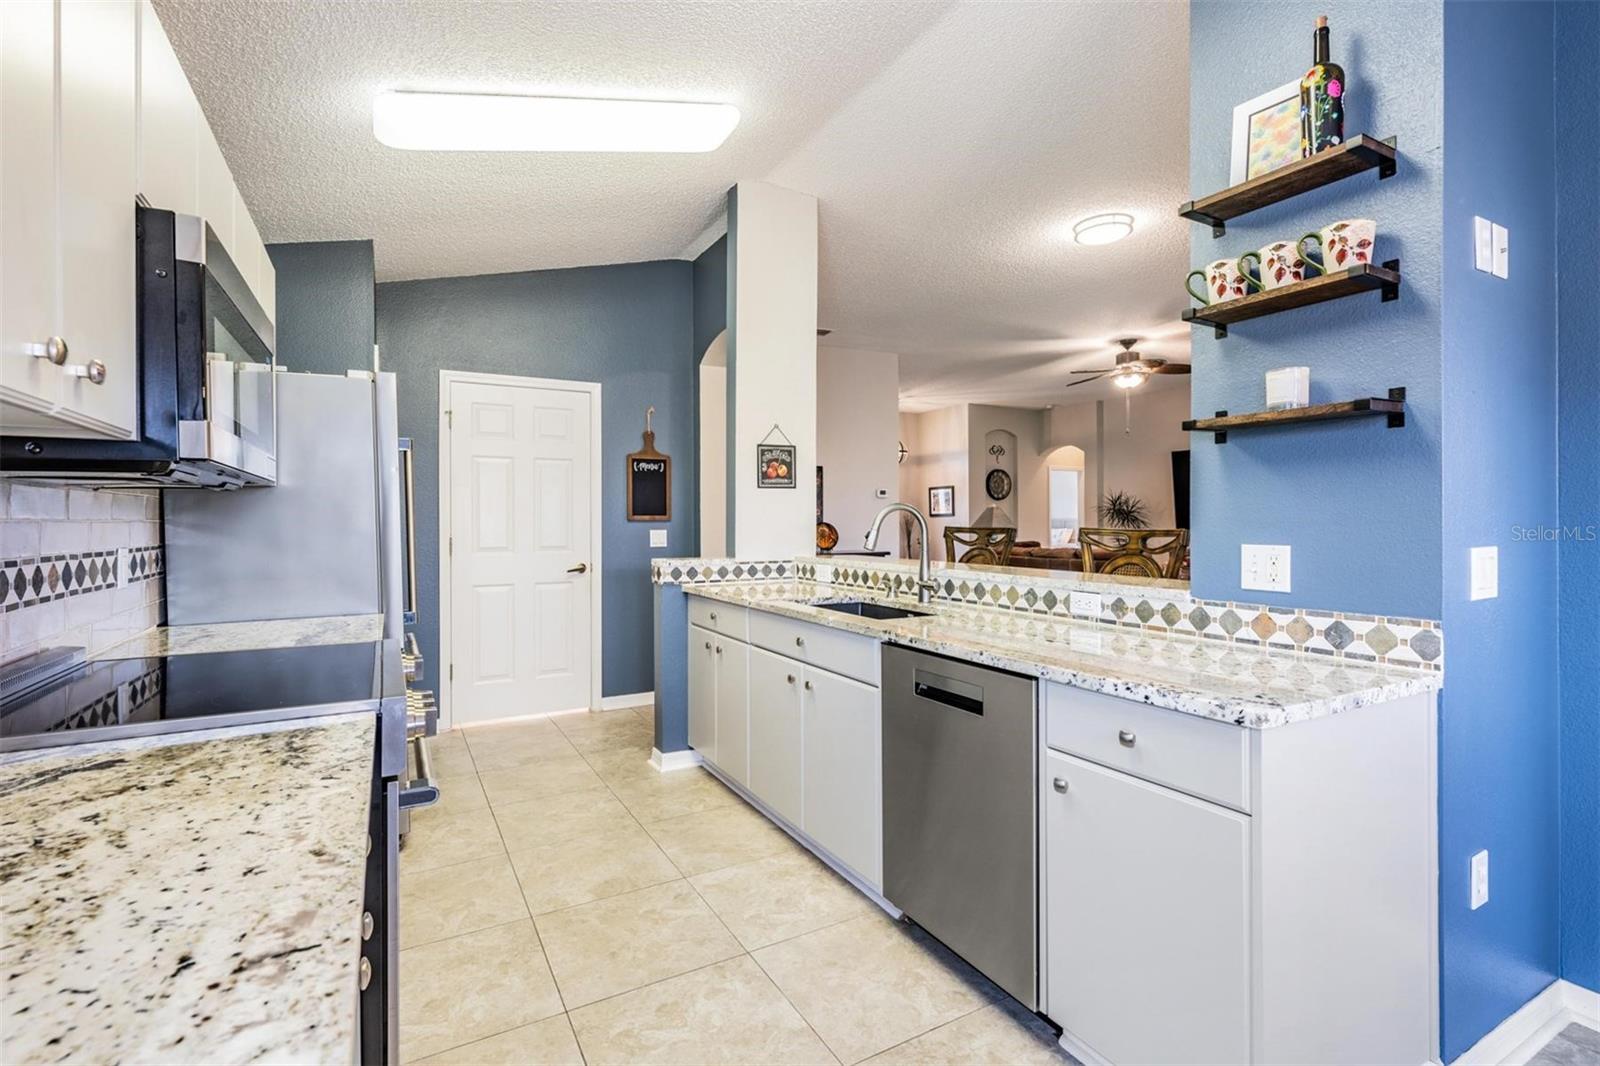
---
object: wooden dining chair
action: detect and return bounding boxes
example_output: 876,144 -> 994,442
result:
943,526 -> 1017,565
1077,528 -> 1189,579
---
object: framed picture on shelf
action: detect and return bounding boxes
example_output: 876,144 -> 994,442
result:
1231,80 -> 1303,184
928,485 -> 955,518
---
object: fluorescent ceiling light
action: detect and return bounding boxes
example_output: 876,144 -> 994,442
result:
372,91 -> 740,152
1072,212 -> 1135,246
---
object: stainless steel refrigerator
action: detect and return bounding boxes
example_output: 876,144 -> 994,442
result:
164,369 -> 405,637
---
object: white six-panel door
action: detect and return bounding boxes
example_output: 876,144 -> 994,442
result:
448,377 -> 595,724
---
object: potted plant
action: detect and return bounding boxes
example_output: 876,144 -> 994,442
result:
1098,491 -> 1150,529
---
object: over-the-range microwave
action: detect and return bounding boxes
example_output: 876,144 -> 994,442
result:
1,204 -> 277,488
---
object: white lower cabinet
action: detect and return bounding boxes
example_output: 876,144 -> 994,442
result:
687,624 -> 717,763
713,639 -> 749,787
1045,749 -> 1249,1066
747,646 -> 804,826
802,665 -> 882,888
688,602 -> 884,890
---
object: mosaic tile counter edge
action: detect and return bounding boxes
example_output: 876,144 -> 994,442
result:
652,554 -> 1443,673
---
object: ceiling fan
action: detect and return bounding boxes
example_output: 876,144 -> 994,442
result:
1066,338 -> 1191,389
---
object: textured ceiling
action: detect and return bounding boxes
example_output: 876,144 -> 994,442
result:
154,0 -> 1190,409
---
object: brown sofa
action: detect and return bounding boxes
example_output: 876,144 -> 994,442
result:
1007,541 -> 1106,572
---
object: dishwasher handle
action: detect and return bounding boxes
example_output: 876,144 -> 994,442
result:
912,669 -> 985,716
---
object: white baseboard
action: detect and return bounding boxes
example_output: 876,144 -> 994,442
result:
600,691 -> 653,711
1451,978 -> 1600,1066
1055,1027 -> 1112,1066
649,747 -> 703,773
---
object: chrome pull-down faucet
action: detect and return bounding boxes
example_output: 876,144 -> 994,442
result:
865,503 -> 938,605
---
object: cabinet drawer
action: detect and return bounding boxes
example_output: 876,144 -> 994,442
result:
1045,682 -> 1249,812
688,596 -> 748,640
748,609 -> 880,686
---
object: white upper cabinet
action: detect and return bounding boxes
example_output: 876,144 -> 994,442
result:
136,0 -> 198,216
1,0 -> 139,440
0,0 -> 277,440
0,1 -> 63,427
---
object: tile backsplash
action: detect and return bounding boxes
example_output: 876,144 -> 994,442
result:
1,483 -> 165,663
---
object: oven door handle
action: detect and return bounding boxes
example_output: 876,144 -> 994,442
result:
398,735 -> 440,810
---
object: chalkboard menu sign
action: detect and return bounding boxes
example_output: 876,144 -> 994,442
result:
627,429 -> 670,522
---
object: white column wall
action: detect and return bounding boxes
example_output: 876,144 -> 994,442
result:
727,181 -> 818,557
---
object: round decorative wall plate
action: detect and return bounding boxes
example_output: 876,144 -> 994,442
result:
816,522 -> 839,551
986,468 -> 1013,501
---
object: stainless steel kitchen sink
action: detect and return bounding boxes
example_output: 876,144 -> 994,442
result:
811,600 -> 931,621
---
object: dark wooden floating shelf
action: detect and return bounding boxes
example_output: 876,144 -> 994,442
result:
1183,260 -> 1400,338
1183,388 -> 1407,443
1180,135 -> 1398,237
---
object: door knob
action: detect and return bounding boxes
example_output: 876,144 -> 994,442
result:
566,563 -> 588,574
1118,730 -> 1137,748
1053,777 -> 1069,793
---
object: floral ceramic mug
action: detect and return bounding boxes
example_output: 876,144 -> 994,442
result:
1238,240 -> 1310,292
1298,218 -> 1377,274
1186,257 -> 1252,305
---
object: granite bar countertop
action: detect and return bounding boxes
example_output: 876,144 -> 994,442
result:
0,714 -> 374,1065
93,613 -> 385,660
684,581 -> 1440,729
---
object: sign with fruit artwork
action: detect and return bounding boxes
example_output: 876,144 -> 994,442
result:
757,444 -> 796,488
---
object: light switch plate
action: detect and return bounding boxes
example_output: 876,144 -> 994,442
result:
1470,849 -> 1489,910
649,529 -> 668,549
1241,544 -> 1291,593
1069,591 -> 1101,618
1470,546 -> 1498,600
1491,223 -> 1509,279
1473,216 -> 1494,273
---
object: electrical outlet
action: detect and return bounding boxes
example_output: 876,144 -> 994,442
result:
1069,591 -> 1102,618
1473,216 -> 1494,273
115,547 -> 130,588
649,529 -> 668,549
1241,544 -> 1291,593
1470,546 -> 1498,601
1491,223 -> 1509,279
1470,850 -> 1489,910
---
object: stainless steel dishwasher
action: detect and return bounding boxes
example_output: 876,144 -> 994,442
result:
882,644 -> 1039,1009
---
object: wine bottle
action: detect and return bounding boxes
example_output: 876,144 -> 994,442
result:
1299,15 -> 1346,156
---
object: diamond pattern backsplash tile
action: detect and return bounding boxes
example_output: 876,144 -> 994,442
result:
0,546 -> 163,613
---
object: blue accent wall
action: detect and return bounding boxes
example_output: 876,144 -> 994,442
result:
1440,3 -> 1562,1054
1188,0 -> 1444,618
374,261 -> 698,700
1556,0 -> 1600,997
264,240 -> 375,371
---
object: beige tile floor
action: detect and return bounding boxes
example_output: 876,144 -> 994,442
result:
400,705 -> 1075,1065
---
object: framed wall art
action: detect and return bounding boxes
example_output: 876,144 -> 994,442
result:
928,485 -> 955,518
1231,80 -> 1303,184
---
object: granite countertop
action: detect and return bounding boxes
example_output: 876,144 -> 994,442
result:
0,714 -> 374,1065
684,581 -> 1440,729
93,614 -> 385,660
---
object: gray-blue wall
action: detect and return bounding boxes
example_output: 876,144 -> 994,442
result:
264,240 -> 375,371
376,262 -> 697,699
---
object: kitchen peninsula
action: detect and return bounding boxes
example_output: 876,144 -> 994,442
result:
654,555 -> 1443,1065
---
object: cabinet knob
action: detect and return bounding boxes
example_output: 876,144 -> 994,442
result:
67,359 -> 107,385
804,680 -> 813,691
359,957 -> 372,990
795,637 -> 805,648
1118,730 -> 1137,748
709,611 -> 717,620
786,674 -> 796,684
704,641 -> 712,650
38,337 -> 69,365
361,911 -> 374,941
714,645 -> 722,655
1052,777 -> 1069,793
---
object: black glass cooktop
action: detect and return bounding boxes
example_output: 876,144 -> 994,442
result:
0,640 -> 403,751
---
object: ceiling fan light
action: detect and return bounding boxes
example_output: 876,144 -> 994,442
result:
1072,212 -> 1135,246
1110,369 -> 1146,389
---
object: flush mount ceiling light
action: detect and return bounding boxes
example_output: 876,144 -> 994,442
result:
1071,212 -> 1135,246
372,91 -> 740,152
